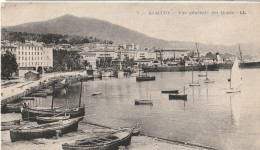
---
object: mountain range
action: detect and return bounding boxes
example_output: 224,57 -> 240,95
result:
3,14 -> 260,59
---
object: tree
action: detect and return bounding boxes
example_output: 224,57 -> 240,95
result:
1,51 -> 18,79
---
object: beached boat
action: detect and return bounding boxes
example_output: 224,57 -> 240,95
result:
36,114 -> 70,124
22,80 -> 85,121
135,100 -> 153,105
21,105 -> 85,121
5,103 -> 24,113
10,117 -> 82,142
31,92 -> 48,97
132,125 -> 142,136
226,57 -> 242,93
161,90 -> 179,94
1,120 -> 21,131
91,92 -> 102,96
21,97 -> 35,100
62,129 -> 133,150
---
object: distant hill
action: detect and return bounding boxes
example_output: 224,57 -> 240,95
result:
3,14 -> 260,59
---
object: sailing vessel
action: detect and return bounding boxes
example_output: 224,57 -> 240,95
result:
136,65 -> 155,82
189,70 -> 200,86
204,64 -> 215,83
226,57 -> 242,93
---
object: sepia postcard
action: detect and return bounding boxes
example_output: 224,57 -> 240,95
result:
1,1 -> 260,150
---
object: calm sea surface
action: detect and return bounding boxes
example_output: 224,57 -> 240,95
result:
39,69 -> 260,149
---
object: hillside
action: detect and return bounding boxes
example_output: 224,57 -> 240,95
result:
3,14 -> 260,58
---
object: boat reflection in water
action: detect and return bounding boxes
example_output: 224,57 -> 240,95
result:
230,95 -> 242,128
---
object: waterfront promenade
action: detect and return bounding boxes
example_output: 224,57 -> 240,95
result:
1,71 -> 85,105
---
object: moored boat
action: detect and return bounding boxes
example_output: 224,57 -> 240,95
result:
161,90 -> 179,94
10,117 -> 83,142
91,92 -> 102,96
169,94 -> 187,100
135,100 -> 153,105
1,120 -> 21,131
226,57 -> 242,93
62,129 -> 133,150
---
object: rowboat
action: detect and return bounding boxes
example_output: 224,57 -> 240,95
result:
21,106 -> 85,121
132,125 -> 142,136
161,90 -> 179,94
1,120 -> 21,131
136,76 -> 155,82
135,100 -> 153,105
62,129 -> 133,150
169,94 -> 187,100
30,92 -> 48,97
5,103 -> 24,113
10,117 -> 82,142
91,92 -> 102,96
36,114 -> 70,124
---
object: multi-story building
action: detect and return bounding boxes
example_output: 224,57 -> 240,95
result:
154,49 -> 189,60
1,45 -> 17,56
15,42 -> 53,76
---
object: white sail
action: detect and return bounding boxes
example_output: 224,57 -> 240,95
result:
230,57 -> 242,89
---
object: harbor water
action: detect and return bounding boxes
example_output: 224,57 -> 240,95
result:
5,69 -> 260,149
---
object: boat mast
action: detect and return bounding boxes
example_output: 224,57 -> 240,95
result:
230,68 -> 232,89
196,43 -> 200,62
192,69 -> 194,83
139,64 -> 141,77
51,84 -> 54,110
238,44 -> 243,62
79,79 -> 83,107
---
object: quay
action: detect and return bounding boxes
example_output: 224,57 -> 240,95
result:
1,113 -> 216,150
1,71 -> 85,109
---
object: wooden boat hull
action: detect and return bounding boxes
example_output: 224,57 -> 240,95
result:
5,103 -> 23,113
36,115 -> 70,124
10,118 -> 81,142
136,76 -> 155,82
135,100 -> 153,105
1,120 -> 21,131
169,94 -> 187,100
161,90 -> 179,94
21,106 -> 85,121
62,130 -> 133,150
189,83 -> 200,86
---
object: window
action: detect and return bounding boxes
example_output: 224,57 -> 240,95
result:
38,57 -> 39,60
22,57 -> 23,60
35,52 -> 36,55
22,62 -> 24,66
29,62 -> 30,66
32,57 -> 33,60
18,63 -> 20,66
25,57 -> 27,60
29,57 -> 30,60
25,52 -> 27,55
29,52 -> 30,55
38,52 -> 39,55
22,52 -> 23,55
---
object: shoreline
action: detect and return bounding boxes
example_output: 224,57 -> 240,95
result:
1,117 -> 217,150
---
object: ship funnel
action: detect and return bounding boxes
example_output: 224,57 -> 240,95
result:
216,52 -> 220,63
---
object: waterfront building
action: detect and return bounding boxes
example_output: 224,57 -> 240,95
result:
154,49 -> 189,60
15,41 -> 53,76
1,45 -> 17,56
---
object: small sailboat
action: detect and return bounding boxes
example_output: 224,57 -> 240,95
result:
189,70 -> 200,86
204,64 -> 215,83
226,57 -> 242,93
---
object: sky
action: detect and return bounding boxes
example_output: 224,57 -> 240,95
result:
1,2 -> 260,45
